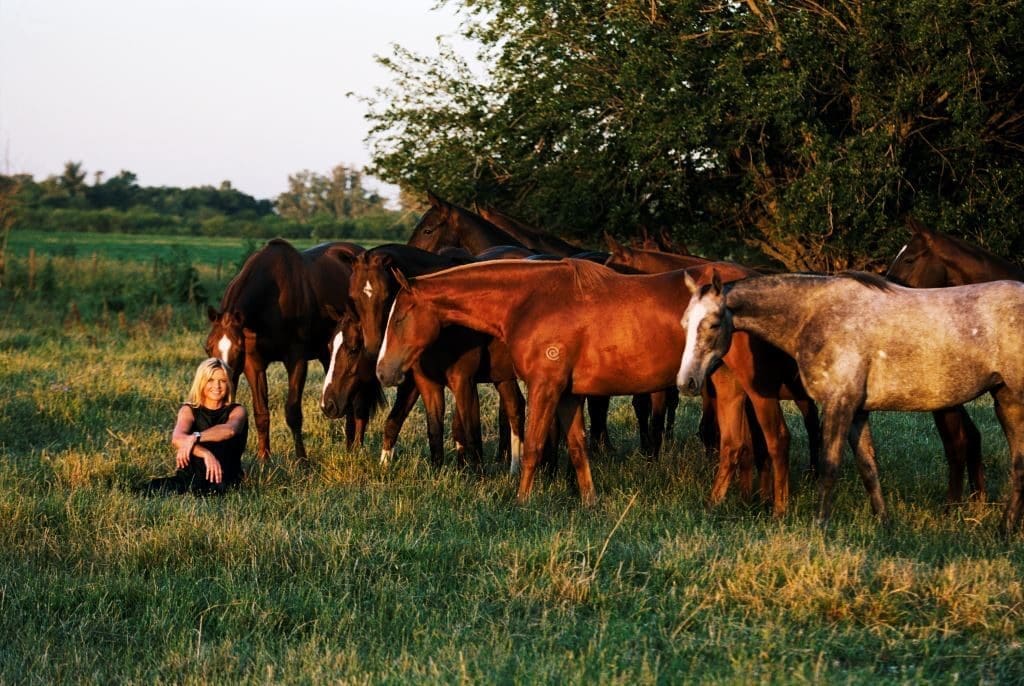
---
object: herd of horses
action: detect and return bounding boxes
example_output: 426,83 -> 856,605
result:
204,195 -> 1024,538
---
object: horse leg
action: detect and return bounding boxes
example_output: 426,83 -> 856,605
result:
992,390 -> 1024,537
846,410 -> 887,520
283,356 -> 309,462
699,378 -> 721,459
706,372 -> 750,507
555,395 -> 597,506
933,406 -> 985,504
449,373 -> 483,470
817,399 -> 859,527
518,384 -> 563,503
664,387 -> 680,445
586,395 -> 613,452
417,376 -> 447,469
795,398 -> 821,476
496,402 -> 510,465
381,376 -> 420,467
742,394 -> 791,517
632,394 -> 653,454
648,390 -> 668,459
494,380 -> 526,474
245,363 -> 271,461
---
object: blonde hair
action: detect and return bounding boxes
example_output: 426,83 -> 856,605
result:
185,357 -> 234,406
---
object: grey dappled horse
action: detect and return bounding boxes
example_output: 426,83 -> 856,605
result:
676,270 -> 1024,537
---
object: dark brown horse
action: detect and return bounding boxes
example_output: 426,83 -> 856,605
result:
206,239 -> 382,461
475,206 -> 586,256
678,271 -> 1024,536
886,217 -> 1024,503
376,259 -> 796,514
347,244 -> 526,470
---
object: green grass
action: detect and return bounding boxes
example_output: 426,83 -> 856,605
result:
1,247 -> 1023,683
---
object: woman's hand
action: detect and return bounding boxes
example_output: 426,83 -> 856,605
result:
204,455 -> 223,484
176,434 -> 197,469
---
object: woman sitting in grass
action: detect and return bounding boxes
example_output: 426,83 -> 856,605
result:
143,357 -> 248,494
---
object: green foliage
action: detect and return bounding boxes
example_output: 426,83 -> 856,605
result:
367,0 -> 1024,269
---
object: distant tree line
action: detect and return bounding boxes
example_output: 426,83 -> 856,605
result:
367,0 -> 1024,271
0,162 -> 419,242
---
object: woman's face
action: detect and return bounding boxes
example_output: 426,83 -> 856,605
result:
202,368 -> 229,407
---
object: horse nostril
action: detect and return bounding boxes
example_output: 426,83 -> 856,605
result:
687,378 -> 698,394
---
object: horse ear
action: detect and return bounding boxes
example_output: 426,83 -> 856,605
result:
392,267 -> 413,292
324,304 -> 342,322
427,190 -> 446,208
711,269 -> 723,294
207,306 -> 219,323
905,215 -> 933,237
684,271 -> 699,295
604,232 -> 625,255
229,310 -> 244,327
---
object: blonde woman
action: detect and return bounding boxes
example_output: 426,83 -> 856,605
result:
144,358 -> 248,494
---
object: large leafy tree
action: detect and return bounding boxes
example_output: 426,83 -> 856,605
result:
366,0 -> 1024,270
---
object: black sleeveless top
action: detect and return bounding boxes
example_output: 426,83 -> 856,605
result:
187,403 -> 248,483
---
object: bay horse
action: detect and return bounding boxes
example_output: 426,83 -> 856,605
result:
605,238 -> 822,478
206,239 -> 383,461
345,244 -> 526,470
375,259 -> 795,514
677,271 -> 1024,536
886,216 -> 1024,503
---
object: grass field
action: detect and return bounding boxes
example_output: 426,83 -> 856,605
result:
1,233 -> 1023,683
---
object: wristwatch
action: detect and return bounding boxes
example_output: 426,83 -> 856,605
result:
193,431 -> 201,442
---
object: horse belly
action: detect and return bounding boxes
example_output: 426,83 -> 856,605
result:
864,357 -> 995,411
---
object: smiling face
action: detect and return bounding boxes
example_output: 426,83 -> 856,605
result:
202,368 -> 230,408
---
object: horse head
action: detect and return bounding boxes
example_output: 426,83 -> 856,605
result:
676,269 -> 732,396
407,191 -> 456,253
205,307 -> 245,385
349,251 -> 398,356
320,303 -> 376,419
885,216 -> 947,287
376,271 -> 442,387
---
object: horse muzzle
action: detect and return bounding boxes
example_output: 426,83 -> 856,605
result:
376,362 -> 405,387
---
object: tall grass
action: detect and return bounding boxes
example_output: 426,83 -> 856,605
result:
1,239 -> 1022,683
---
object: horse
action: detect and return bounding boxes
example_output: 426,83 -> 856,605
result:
605,237 -> 822,477
375,259 -> 796,514
345,244 -> 526,470
475,205 -> 586,256
205,239 -> 383,461
409,193 -> 618,451
676,271 -> 1024,536
886,216 -> 1024,503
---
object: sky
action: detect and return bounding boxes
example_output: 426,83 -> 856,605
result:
0,0 -> 474,202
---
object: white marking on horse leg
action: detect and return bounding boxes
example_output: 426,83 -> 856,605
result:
363,280 -> 374,298
321,330 -> 345,405
217,335 -> 231,365
510,430 -> 523,475
377,299 -> 399,369
380,444 -> 395,467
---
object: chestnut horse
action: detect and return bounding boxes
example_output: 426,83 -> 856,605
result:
886,217 -> 1024,503
376,259 -> 795,514
604,238 -> 822,478
475,206 -> 586,256
346,244 -> 526,470
206,239 -> 383,461
677,271 -> 1024,536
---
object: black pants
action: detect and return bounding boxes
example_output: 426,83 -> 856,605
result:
140,456 -> 242,495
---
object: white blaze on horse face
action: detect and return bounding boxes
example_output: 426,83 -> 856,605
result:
217,335 -> 232,366
893,244 -> 909,264
677,297 -> 711,390
363,280 -> 373,299
377,299 -> 400,369
321,330 -> 345,403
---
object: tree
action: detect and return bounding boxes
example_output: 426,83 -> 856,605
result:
366,0 -> 1024,270
275,165 -> 387,223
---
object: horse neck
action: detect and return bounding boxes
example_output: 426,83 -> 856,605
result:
938,238 -> 1024,284
457,214 -> 528,254
415,263 -> 547,338
725,276 -> 821,354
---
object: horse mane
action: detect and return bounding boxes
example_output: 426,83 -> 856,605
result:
414,256 -> 617,296
567,258 -> 617,294
838,270 -> 894,291
367,243 -> 474,276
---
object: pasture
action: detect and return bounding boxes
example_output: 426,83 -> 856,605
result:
1,233 -> 1023,683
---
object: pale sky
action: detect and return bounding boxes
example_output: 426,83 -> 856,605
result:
0,0 -> 473,202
